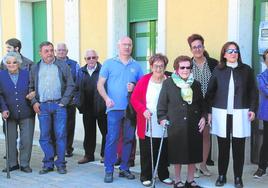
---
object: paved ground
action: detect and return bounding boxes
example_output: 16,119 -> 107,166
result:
0,133 -> 268,187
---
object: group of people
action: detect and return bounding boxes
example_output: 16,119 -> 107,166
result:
0,34 -> 267,188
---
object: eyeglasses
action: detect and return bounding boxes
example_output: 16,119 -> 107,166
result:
6,61 -> 18,64
225,49 -> 239,54
179,66 -> 191,70
152,64 -> 165,70
85,56 -> 97,60
191,45 -> 204,51
122,44 -> 132,48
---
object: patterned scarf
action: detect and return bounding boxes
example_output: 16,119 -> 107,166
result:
171,72 -> 194,104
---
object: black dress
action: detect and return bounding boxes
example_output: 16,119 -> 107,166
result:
157,78 -> 206,164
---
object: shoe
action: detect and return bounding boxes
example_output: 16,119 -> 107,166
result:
2,164 -> 20,172
253,168 -> 266,178
174,181 -> 185,188
20,166 -> 32,173
65,152 -> 73,157
119,169 -> 135,179
161,178 -> 174,185
128,160 -> 135,167
39,167 -> 54,174
194,168 -> 200,178
185,180 -> 201,188
115,158 -> 121,166
100,157 -> 104,163
78,156 -> 94,164
234,177 -> 243,188
215,175 -> 226,186
199,166 -> 211,176
104,172 -> 113,183
57,167 -> 67,174
206,159 -> 214,166
142,180 -> 152,187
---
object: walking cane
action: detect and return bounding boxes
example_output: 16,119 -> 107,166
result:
3,118 -> 10,178
151,121 -> 169,188
148,116 -> 154,185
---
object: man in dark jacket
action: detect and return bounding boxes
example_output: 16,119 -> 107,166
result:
29,41 -> 75,175
75,49 -> 107,164
55,43 -> 80,157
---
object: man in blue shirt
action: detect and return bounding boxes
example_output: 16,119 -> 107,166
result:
98,36 -> 143,183
55,43 -> 80,157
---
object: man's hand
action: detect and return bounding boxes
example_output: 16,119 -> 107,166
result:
26,91 -> 36,100
2,111 -> 9,119
248,111 -> 255,121
127,82 -> 135,92
105,97 -> 114,108
198,117 -> 206,133
33,103 -> 41,114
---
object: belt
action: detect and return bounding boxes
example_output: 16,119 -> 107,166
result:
43,99 -> 61,103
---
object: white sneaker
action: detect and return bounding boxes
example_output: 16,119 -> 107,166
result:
142,180 -> 151,187
162,178 -> 174,185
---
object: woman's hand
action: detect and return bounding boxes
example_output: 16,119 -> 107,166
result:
207,113 -> 212,125
248,111 -> 255,121
26,91 -> 36,100
1,111 -> 9,119
198,117 -> 206,133
160,119 -> 168,126
143,110 -> 152,120
33,102 -> 41,114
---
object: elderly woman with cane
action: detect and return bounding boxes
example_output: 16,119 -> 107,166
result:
157,55 -> 206,188
0,52 -> 35,173
131,53 -> 173,187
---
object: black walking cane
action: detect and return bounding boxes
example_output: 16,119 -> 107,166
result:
3,118 -> 10,178
151,121 -> 169,188
148,116 -> 154,185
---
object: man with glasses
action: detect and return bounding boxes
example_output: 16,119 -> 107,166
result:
74,49 -> 107,164
187,34 -> 218,178
98,36 -> 143,183
55,43 -> 80,158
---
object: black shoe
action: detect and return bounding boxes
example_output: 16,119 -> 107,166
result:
114,158 -> 121,166
253,168 -> 266,178
128,160 -> 135,167
234,177 -> 243,188
215,175 -> 226,186
39,167 -> 54,175
2,164 -> 20,172
100,157 -> 104,163
104,172 -> 113,183
65,152 -> 73,157
119,169 -> 135,179
20,166 -> 32,173
57,167 -> 67,174
206,159 -> 214,166
185,180 -> 201,188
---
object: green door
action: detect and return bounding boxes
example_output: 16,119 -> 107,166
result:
128,0 -> 158,73
32,1 -> 47,63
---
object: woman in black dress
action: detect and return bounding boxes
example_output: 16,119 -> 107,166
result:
157,55 -> 206,188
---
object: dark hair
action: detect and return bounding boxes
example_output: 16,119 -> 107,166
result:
5,38 -> 22,52
149,53 -> 169,67
173,55 -> 192,70
263,49 -> 268,61
187,34 -> 204,48
219,41 -> 242,68
39,41 -> 54,51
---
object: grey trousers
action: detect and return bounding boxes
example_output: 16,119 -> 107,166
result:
6,117 -> 35,167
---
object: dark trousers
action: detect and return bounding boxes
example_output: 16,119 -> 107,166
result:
82,112 -> 107,158
258,121 -> 268,170
139,136 -> 169,182
217,115 -> 245,178
66,105 -> 76,154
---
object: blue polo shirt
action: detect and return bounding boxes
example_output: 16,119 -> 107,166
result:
100,57 -> 143,112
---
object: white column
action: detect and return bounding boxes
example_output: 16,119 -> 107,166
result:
64,0 -> 80,62
157,0 -> 166,54
15,0 -> 21,39
107,0 -> 127,58
0,1 -> 2,57
46,0 -> 53,41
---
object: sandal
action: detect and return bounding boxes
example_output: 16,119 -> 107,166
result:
174,181 -> 185,188
185,180 -> 201,188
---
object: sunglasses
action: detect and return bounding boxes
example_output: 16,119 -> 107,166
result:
152,64 -> 165,70
225,49 -> 239,54
85,56 -> 97,60
179,66 -> 191,70
191,44 -> 204,51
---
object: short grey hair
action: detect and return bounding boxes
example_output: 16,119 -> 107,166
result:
3,51 -> 22,65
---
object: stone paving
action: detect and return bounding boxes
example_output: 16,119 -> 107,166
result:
0,133 -> 268,187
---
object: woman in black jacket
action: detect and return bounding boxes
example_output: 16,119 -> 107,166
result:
206,42 -> 258,188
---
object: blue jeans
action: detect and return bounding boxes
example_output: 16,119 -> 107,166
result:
104,110 -> 135,173
38,102 -> 67,168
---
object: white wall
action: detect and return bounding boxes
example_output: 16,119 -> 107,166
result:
0,1 -> 2,58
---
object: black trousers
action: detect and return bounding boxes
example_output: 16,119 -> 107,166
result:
217,115 -> 245,178
258,121 -> 268,170
139,136 -> 169,182
82,112 -> 107,158
66,105 -> 76,154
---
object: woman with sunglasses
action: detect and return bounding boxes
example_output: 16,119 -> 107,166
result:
206,41 -> 258,188
157,55 -> 206,188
